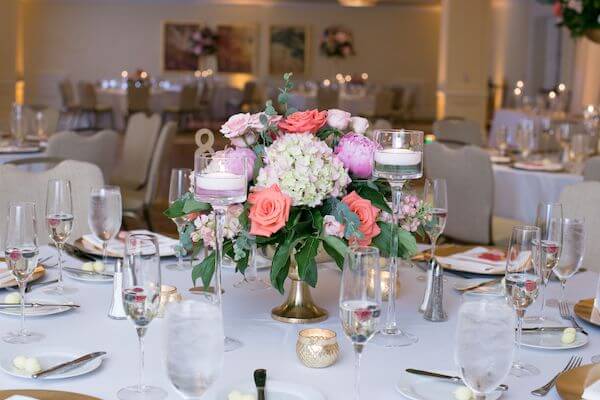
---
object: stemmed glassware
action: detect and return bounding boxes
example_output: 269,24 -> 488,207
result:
194,154 -> 247,352
10,103 -> 26,146
3,202 -> 42,344
165,298 -> 224,399
339,246 -> 382,400
455,299 -> 514,400
167,168 -> 192,271
45,179 -> 74,295
553,218 -> 585,305
88,186 -> 122,266
119,233 -> 166,400
496,126 -> 509,157
504,225 -> 542,377
517,119 -> 535,160
371,128 -> 423,347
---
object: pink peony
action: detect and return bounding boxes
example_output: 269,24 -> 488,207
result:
327,109 -> 352,130
213,147 -> 257,181
278,110 -> 327,134
323,215 -> 345,238
334,133 -> 378,178
221,113 -> 251,138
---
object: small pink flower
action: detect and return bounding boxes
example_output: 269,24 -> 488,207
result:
334,133 -> 378,178
8,250 -> 21,261
221,113 -> 251,139
323,215 -> 345,238
249,113 -> 282,131
48,218 -> 60,228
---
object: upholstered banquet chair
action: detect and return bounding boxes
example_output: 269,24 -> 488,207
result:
163,84 -> 199,129
424,142 -> 519,246
77,81 -> 113,129
46,130 -> 120,179
432,119 -> 484,147
127,83 -> 151,116
373,88 -> 395,119
57,78 -> 81,130
317,86 -> 339,110
583,156 -> 600,181
0,160 -> 104,246
559,182 -> 600,271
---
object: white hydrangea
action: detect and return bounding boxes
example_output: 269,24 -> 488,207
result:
256,133 -> 350,206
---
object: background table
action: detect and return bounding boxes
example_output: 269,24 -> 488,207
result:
1,246 -> 598,399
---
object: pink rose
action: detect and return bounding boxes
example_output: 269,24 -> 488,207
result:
248,185 -> 292,237
213,147 -> 257,181
220,113 -> 251,138
278,110 -> 327,134
249,113 -> 282,131
327,109 -> 352,130
323,215 -> 345,238
342,191 -> 381,246
229,132 -> 256,148
350,117 -> 369,135
334,133 -> 377,178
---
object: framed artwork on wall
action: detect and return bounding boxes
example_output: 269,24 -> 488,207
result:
269,25 -> 309,75
162,22 -> 202,72
216,25 -> 256,73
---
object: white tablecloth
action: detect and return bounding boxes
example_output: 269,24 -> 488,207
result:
1,245 -> 598,399
493,164 -> 583,223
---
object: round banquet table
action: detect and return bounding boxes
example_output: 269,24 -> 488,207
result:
1,245 -> 598,399
493,164 -> 583,223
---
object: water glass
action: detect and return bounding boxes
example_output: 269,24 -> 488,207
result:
570,134 -> 588,173
553,218 -> 585,305
10,103 -> 26,146
88,186 -> 122,265
517,119 -> 535,159
496,126 -> 508,156
166,168 -> 192,271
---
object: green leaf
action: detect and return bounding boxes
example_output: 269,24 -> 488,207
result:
354,185 -> 392,214
295,237 -> 320,287
321,235 -> 348,268
322,198 -> 362,240
259,113 -> 268,126
163,196 -> 186,218
371,221 -> 418,259
309,208 -> 324,234
192,251 -> 215,289
270,240 -> 293,294
182,198 -> 211,214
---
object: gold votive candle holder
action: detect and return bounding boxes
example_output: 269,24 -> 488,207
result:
296,328 -> 339,368
157,284 -> 182,318
368,259 -> 401,301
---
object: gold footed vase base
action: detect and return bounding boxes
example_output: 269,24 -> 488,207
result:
271,273 -> 328,324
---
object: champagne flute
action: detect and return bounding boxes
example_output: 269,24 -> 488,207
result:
45,179 -> 74,295
455,299 -> 514,400
371,129 -> 422,347
167,168 -> 192,271
553,218 -> 585,305
496,126 -> 509,157
504,225 -> 542,377
165,297 -> 224,399
517,119 -> 535,160
88,186 -> 122,266
194,154 -> 247,352
526,203 -> 562,324
417,179 -> 448,286
3,202 -> 42,344
339,246 -> 382,400
119,233 -> 166,400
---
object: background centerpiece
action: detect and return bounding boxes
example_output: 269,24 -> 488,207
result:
165,73 -> 429,323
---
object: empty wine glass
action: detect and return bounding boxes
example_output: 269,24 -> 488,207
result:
553,218 -> 585,305
504,225 -> 542,377
339,246 -> 382,400
10,103 -> 26,146
496,126 -> 508,157
119,233 -> 166,400
455,299 -> 514,400
3,202 -> 42,344
570,134 -> 588,173
45,179 -> 75,295
165,298 -> 224,399
88,186 -> 122,266
166,168 -> 192,271
517,119 -> 535,160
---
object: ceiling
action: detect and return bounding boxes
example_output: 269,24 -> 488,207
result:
34,0 -> 440,5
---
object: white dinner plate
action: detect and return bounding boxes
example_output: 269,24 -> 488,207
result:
490,155 -> 511,164
0,295 -> 77,317
64,264 -> 114,283
218,380 -> 326,400
0,349 -> 105,380
396,370 -> 503,400
512,161 -> 564,172
520,331 -> 588,350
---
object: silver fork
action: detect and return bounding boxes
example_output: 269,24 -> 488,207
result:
530,356 -> 583,396
559,301 -> 588,335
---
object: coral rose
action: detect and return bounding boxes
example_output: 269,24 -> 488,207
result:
342,191 -> 381,246
278,109 -> 327,134
248,185 -> 292,237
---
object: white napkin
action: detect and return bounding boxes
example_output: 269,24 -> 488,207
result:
582,379 -> 600,400
5,396 -> 40,400
82,230 -> 179,257
437,247 -> 506,274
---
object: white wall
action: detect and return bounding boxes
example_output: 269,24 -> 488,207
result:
0,0 -> 18,131
22,0 -> 441,118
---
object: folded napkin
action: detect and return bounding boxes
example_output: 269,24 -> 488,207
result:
583,379 -> 600,400
82,229 -> 179,257
437,247 -> 507,274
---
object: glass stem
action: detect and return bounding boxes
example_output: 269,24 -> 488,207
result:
245,241 -> 258,283
176,224 -> 184,270
430,236 -> 437,264
539,280 -> 547,319
137,327 -> 146,391
353,344 -> 363,400
57,243 -> 64,292
18,281 -> 26,335
214,207 -> 226,305
102,240 -> 109,266
515,309 -> 524,366
560,280 -> 567,305
384,181 -> 403,333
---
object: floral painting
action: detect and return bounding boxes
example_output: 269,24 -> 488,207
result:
269,26 -> 308,75
217,25 -> 255,73
162,22 -> 202,72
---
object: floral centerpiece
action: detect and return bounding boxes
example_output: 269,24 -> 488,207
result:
165,74 -> 430,319
320,26 -> 355,58
552,0 -> 600,41
191,27 -> 219,56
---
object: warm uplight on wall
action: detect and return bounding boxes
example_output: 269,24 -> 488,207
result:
15,80 -> 25,105
338,0 -> 378,6
516,80 -> 524,89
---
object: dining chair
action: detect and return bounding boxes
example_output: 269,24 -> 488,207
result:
57,78 -> 81,130
127,82 -> 151,116
77,81 -> 114,129
110,112 -> 162,190
46,130 -> 120,180
197,80 -> 214,120
0,160 -> 104,246
122,121 -> 177,230
559,181 -> 600,271
317,86 -> 339,110
424,141 -> 520,246
163,84 -> 199,130
432,119 -> 484,147
583,156 -> 600,181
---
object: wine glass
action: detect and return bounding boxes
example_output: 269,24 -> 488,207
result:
45,179 -> 74,295
165,297 -> 224,399
553,218 -> 585,305
194,154 -> 247,352
233,235 -> 269,290
517,119 -> 535,160
88,186 -> 122,266
496,126 -> 508,157
3,202 -> 42,344
339,246 -> 382,400
526,203 -> 562,324
10,103 -> 26,146
455,299 -> 515,400
504,225 -> 542,377
371,129 -> 422,347
119,233 -> 166,400
570,134 -> 588,173
166,168 -> 192,271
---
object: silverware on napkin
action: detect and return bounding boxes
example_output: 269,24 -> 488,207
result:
521,326 -> 583,333
32,351 -> 106,379
0,302 -> 80,308
254,368 -> 267,400
457,278 -> 503,292
405,369 -> 509,391
63,266 -> 114,278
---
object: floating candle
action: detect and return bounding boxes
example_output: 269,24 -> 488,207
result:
195,172 -> 246,191
374,148 -> 422,166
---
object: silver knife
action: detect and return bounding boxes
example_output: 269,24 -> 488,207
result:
0,302 -> 80,308
405,369 -> 509,391
32,351 -> 106,379
522,326 -> 583,333
63,267 -> 114,278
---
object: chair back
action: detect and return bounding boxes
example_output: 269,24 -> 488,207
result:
424,142 -> 494,244
58,79 -> 77,108
0,160 -> 104,246
241,81 -> 257,104
317,86 -> 339,110
198,81 -> 214,105
127,84 -> 150,113
46,130 -> 120,179
110,113 -> 161,189
374,89 -> 395,117
559,182 -> 600,271
433,119 -> 484,147
144,121 -> 177,205
583,156 -> 600,181
77,82 -> 98,109
178,84 -> 198,112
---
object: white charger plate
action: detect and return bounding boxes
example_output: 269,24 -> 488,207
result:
0,349 -> 104,380
396,370 -> 503,400
520,331 -> 588,350
64,264 -> 114,283
218,380 -> 326,400
0,295 -> 77,317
